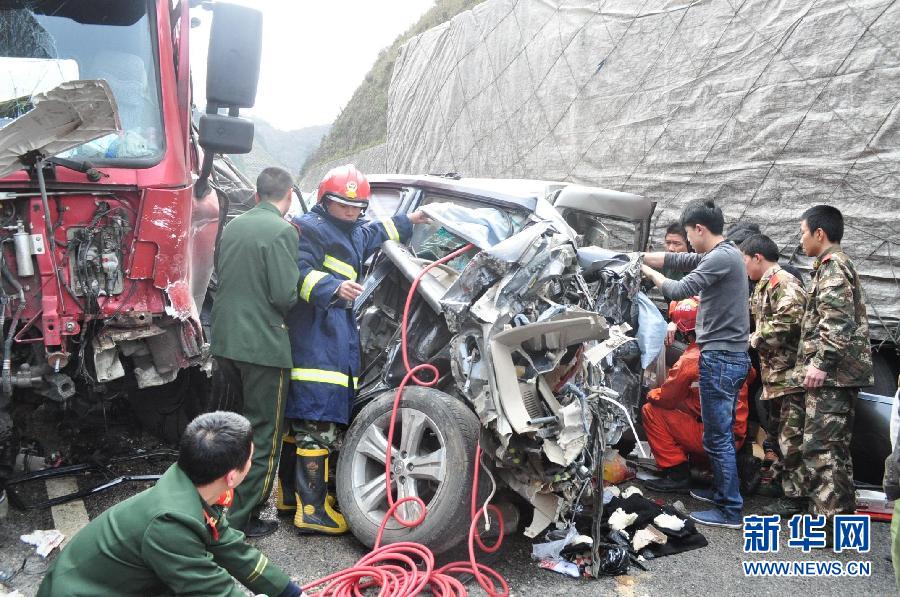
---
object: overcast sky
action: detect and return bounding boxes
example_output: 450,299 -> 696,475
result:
190,0 -> 434,131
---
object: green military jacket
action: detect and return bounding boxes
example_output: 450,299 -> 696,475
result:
37,464 -> 291,597
794,245 -> 874,388
211,201 -> 300,369
750,265 -> 806,398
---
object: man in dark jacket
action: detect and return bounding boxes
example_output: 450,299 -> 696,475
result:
210,167 -> 300,536
641,199 -> 751,529
281,164 -> 428,534
38,412 -> 303,597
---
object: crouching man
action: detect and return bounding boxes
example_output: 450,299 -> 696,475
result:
643,297 -> 755,493
38,412 -> 303,597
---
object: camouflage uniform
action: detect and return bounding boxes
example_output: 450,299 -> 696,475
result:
787,246 -> 874,517
749,265 -> 806,487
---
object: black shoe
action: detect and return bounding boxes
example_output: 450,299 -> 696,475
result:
756,480 -> 784,498
275,436 -> 297,514
293,447 -> 348,534
645,475 -> 691,493
244,517 -> 279,538
737,450 -> 762,497
645,462 -> 691,493
761,497 -> 808,518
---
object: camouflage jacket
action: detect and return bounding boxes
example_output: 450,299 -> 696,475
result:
750,265 -> 805,398
794,245 -> 874,388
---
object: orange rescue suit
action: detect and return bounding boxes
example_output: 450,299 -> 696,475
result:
641,343 -> 756,469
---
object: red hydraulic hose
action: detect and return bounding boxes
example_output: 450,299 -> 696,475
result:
303,243 -> 510,596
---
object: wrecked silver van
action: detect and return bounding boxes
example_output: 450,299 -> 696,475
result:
334,175 -> 662,555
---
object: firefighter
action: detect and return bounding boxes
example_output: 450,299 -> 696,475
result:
280,164 -> 428,534
642,297 -> 756,493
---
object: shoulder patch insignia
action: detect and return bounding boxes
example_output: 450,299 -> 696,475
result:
820,254 -> 834,264
203,510 -> 220,541
769,273 -> 781,288
215,489 -> 234,507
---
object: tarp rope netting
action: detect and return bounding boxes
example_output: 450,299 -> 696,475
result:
303,0 -> 900,343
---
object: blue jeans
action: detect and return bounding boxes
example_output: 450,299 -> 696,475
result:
699,349 -> 750,522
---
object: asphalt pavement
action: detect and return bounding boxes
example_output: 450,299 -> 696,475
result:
2,459 -> 895,597
0,411 -> 895,597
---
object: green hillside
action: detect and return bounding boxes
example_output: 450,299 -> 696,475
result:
300,0 -> 484,175
231,118 -> 330,182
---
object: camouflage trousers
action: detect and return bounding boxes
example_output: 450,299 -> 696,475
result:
290,419 -> 343,450
780,387 -> 857,516
764,394 -> 784,482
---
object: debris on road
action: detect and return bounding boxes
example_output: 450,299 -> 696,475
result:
537,558 -> 581,578
19,530 -> 64,558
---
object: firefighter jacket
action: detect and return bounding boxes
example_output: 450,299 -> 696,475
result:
211,201 -> 300,369
37,464 -> 292,597
794,245 -> 874,388
286,204 -> 412,424
646,343 -> 756,439
749,264 -> 806,398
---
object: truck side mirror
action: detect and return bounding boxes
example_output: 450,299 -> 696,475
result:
205,2 -> 262,108
198,114 -> 254,154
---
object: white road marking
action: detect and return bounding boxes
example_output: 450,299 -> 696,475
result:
45,477 -> 89,548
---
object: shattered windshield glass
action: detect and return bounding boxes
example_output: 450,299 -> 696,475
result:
563,211 -> 641,252
0,0 -> 163,163
411,195 -> 530,271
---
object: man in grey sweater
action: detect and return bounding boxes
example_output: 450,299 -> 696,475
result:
642,199 -> 751,529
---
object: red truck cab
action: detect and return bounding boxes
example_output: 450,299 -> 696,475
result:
0,1 -> 261,447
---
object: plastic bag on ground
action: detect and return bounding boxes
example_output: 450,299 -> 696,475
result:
602,449 -> 634,484
531,524 -> 578,561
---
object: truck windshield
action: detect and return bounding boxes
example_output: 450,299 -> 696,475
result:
0,0 -> 163,163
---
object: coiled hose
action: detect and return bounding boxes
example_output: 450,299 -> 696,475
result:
302,243 -> 509,597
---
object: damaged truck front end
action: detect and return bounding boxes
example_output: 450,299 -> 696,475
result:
336,178 -> 658,557
0,0 -> 263,478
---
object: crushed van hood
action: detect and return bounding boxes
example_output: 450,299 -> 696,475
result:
361,201 -> 664,538
0,79 -> 119,178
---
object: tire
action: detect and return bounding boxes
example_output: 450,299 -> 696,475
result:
336,386 -> 481,554
865,349 -> 899,397
127,366 -> 209,444
203,359 -> 243,413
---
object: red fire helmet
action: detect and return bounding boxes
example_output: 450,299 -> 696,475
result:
669,296 -> 699,333
317,164 -> 370,208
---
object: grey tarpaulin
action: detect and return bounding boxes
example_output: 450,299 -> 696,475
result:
300,0 -> 900,343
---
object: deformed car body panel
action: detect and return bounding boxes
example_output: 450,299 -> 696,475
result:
348,176 -> 660,545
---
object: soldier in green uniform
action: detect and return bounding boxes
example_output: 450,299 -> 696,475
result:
210,167 -> 300,536
740,234 -> 807,514
37,412 -> 303,597
790,205 -> 874,525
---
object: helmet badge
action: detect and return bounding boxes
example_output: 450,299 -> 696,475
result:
345,181 -> 358,199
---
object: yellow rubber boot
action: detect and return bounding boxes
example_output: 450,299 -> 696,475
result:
293,447 -> 348,534
275,434 -> 296,514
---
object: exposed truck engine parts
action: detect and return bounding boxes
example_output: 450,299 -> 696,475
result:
0,2 -> 263,461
